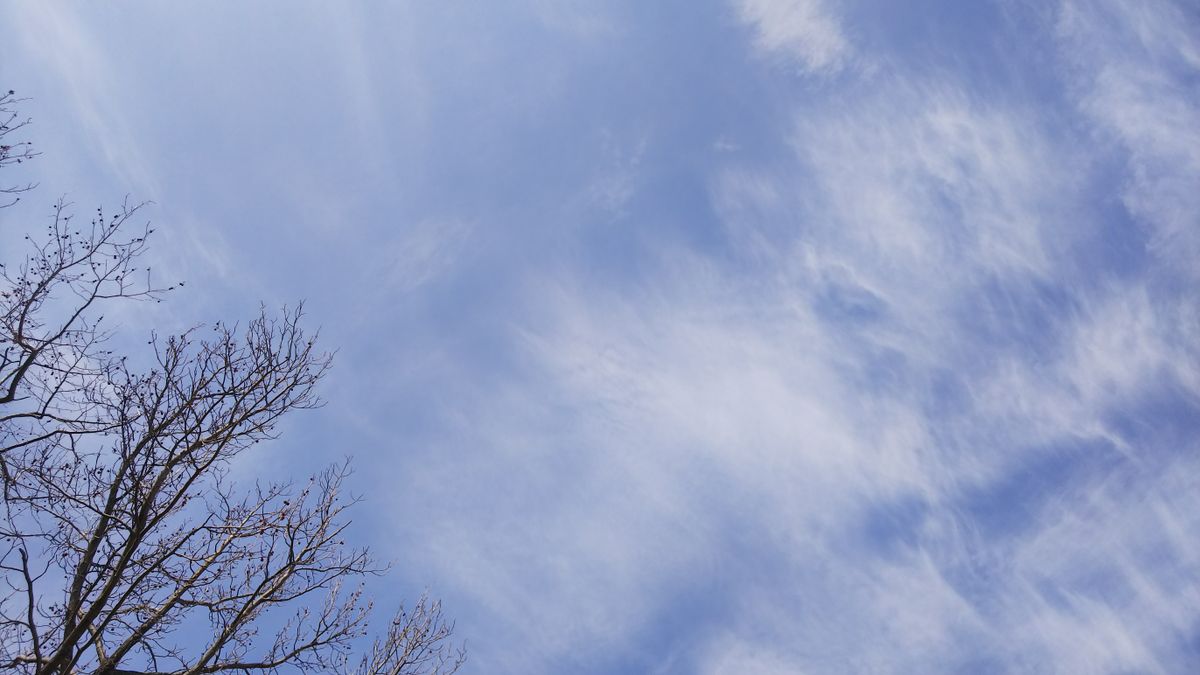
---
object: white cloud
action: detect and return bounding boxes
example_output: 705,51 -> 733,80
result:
12,1 -> 1192,672
380,5 -> 1200,666
1057,0 -> 1200,279
733,0 -> 852,73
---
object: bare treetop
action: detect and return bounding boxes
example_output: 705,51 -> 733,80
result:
0,92 -> 462,675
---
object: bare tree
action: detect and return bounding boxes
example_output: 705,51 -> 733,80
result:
0,92 -> 463,675
1,90 -> 39,207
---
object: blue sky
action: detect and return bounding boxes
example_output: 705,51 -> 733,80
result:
3,1 -> 1199,672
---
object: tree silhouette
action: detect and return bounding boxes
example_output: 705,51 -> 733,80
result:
0,91 -> 462,675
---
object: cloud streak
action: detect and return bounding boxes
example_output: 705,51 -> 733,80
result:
734,0 -> 853,73
380,2 -> 1200,671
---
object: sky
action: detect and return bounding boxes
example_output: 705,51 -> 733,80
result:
2,1 -> 1199,672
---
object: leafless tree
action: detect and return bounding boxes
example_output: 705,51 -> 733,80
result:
1,90 -> 39,207
0,92 -> 463,675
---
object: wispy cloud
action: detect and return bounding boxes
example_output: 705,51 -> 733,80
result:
1057,0 -> 1200,280
5,1 -> 1197,672
6,3 -> 159,197
377,2 -> 1200,671
733,0 -> 853,73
